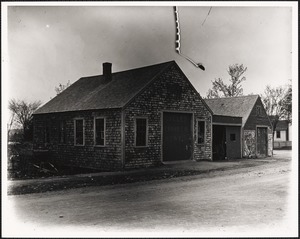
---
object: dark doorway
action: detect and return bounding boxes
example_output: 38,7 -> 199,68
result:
257,127 -> 267,157
212,125 -> 226,161
163,112 -> 193,162
213,125 -> 241,160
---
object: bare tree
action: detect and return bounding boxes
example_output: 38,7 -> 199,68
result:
260,82 -> 292,142
281,79 -> 292,123
206,64 -> 247,98
7,113 -> 15,141
8,99 -> 42,141
55,80 -> 71,95
261,85 -> 285,117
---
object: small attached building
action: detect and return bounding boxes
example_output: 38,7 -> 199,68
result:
33,61 -> 213,171
209,114 -> 243,161
205,95 -> 273,160
272,119 -> 292,149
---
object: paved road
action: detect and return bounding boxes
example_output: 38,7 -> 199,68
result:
4,151 -> 297,237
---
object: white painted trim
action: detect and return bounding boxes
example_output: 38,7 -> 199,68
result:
196,119 -> 206,145
94,117 -> 106,147
134,117 -> 148,147
74,118 -> 85,146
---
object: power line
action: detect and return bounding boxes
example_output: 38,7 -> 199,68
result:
202,7 -> 212,26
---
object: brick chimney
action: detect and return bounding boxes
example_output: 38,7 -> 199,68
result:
103,62 -> 112,82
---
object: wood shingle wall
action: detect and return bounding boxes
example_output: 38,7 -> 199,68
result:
33,109 -> 123,170
33,61 -> 213,171
124,64 -> 212,169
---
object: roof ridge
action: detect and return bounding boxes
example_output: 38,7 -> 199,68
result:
204,94 -> 261,127
33,60 -> 179,114
80,61 -> 175,79
82,61 -> 175,109
115,60 -> 175,75
205,94 -> 259,100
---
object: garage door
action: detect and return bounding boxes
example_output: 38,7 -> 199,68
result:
163,112 -> 193,162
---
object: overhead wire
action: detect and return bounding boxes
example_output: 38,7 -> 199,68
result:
202,7 -> 212,26
174,6 -> 205,71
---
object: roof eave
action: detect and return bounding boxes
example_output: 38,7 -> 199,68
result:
33,107 -> 123,115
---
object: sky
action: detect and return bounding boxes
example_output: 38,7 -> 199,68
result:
3,2 -> 296,105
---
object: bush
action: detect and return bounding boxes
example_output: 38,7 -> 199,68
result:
7,142 -> 59,179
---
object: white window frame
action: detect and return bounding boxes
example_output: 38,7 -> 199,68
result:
134,117 -> 148,147
276,130 -> 281,139
94,117 -> 106,147
74,118 -> 85,146
197,119 -> 206,145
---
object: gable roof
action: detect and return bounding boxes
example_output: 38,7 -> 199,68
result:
34,61 -> 174,114
204,95 -> 259,126
275,120 -> 289,131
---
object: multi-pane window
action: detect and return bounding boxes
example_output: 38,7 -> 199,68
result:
230,133 -> 236,141
74,119 -> 84,146
95,118 -> 105,146
135,118 -> 147,147
276,131 -> 281,138
59,120 -> 66,144
197,120 -> 205,144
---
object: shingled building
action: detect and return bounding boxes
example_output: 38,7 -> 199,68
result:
205,95 -> 273,160
33,61 -> 213,171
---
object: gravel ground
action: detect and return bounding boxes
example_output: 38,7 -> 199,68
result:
4,150 -> 296,237
7,158 -> 270,195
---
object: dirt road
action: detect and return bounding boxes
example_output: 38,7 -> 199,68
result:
4,151 -> 297,237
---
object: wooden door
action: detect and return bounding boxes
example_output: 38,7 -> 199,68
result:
212,125 -> 226,161
163,112 -> 193,162
225,126 -> 241,159
257,127 -> 267,157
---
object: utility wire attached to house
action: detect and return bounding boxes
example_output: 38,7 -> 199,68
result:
174,6 -> 205,71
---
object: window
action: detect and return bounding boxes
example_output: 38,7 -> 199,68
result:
230,133 -> 236,141
276,131 -> 281,138
256,106 -> 261,116
74,119 -> 84,146
135,118 -> 147,146
59,120 -> 66,144
95,118 -> 105,146
197,120 -> 205,144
